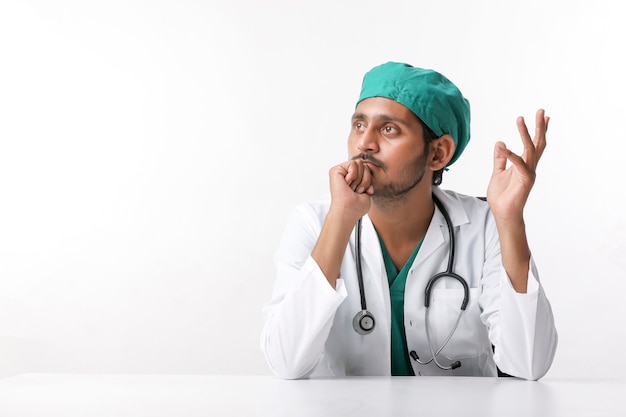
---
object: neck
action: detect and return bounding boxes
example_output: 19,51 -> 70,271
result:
369,186 -> 435,248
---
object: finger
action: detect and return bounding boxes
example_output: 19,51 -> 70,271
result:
537,109 -> 550,133
533,109 -> 548,163
343,160 -> 358,188
492,141 -> 509,175
356,164 -> 373,194
494,140 -> 536,183
365,166 -> 374,194
516,115 -> 536,169
505,148 -> 528,169
352,160 -> 365,191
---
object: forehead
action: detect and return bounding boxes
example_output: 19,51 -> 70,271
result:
353,97 -> 420,126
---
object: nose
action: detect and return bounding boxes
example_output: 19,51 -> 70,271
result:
356,127 -> 379,153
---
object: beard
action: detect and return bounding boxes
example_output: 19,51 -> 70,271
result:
371,151 -> 428,204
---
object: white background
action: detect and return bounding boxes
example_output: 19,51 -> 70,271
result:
0,0 -> 624,379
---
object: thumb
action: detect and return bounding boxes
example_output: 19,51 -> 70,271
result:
492,141 -> 509,175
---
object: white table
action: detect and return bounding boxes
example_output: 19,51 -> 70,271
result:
0,374 -> 624,416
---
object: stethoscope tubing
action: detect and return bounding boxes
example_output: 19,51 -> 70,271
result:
353,193 -> 470,370
355,216 -> 367,312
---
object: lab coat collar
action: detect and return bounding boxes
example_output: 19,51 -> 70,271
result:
412,187 -> 471,266
432,186 -> 471,228
413,187 -> 469,265
361,187 -> 471,267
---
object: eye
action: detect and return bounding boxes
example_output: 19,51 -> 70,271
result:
354,121 -> 366,132
382,125 -> 399,135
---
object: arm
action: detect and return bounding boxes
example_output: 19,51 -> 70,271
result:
486,109 -> 549,292
480,214 -> 558,380
312,159 -> 374,287
260,208 -> 347,379
260,160 -> 374,379
483,109 -> 557,379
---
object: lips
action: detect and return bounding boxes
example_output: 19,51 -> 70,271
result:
351,153 -> 385,169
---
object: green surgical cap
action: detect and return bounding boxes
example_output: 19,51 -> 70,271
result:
357,62 -> 470,166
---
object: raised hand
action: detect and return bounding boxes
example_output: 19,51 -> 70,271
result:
487,109 -> 549,222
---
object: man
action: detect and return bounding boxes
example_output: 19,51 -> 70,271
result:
260,62 -> 557,380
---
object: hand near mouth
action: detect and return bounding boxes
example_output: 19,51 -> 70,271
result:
312,158 -> 375,287
327,159 -> 375,224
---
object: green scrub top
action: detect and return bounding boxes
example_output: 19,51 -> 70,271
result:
378,236 -> 424,376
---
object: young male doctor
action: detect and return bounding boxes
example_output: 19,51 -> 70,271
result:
260,62 -> 557,380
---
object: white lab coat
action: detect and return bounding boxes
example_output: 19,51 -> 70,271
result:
261,187 -> 558,380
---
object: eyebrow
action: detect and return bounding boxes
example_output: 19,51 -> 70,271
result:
351,112 -> 410,125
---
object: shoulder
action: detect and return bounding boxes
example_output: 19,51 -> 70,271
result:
282,195 -> 332,234
435,188 -> 490,213
292,195 -> 332,222
434,187 -> 493,231
275,195 -> 332,257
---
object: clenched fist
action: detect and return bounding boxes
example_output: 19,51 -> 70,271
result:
328,158 -> 375,224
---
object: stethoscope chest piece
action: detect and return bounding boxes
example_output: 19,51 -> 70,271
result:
353,310 -> 375,335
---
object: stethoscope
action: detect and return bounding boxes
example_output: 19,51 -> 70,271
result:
352,194 -> 469,370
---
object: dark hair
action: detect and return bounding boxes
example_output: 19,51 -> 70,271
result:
419,120 -> 445,186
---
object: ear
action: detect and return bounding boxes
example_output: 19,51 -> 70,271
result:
428,134 -> 456,171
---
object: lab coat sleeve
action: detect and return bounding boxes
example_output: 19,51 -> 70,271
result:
260,203 -> 348,379
493,261 -> 558,380
480,217 -> 558,380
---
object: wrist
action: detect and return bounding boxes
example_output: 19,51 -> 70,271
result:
328,203 -> 366,227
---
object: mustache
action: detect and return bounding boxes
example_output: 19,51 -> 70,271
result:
351,153 -> 385,169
